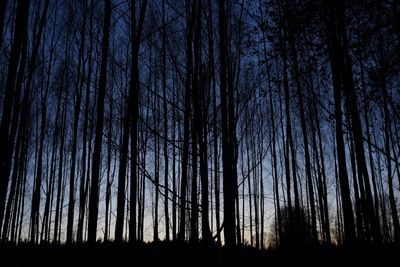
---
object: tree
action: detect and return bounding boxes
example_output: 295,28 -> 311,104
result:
77,0 -> 95,243
178,0 -> 195,242
325,0 -> 356,246
66,1 -> 88,243
115,0 -> 148,243
87,0 -> 111,243
0,0 -> 30,234
218,0 -> 236,247
0,0 -> 7,49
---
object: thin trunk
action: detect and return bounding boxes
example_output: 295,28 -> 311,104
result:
207,0 -> 220,245
87,0 -> 111,243
172,81 -> 177,240
246,139 -> 253,247
190,116 -> 198,243
1,25 -> 28,240
0,0 -> 8,48
153,83 -> 160,241
178,1 -> 195,242
162,0 -> 170,241
218,0 -> 236,247
287,23 -> 318,242
54,94 -> 68,243
30,65 -> 50,243
335,0 -> 381,244
0,0 -> 30,233
104,101 -> 113,241
129,0 -> 147,243
325,0 -> 356,245
382,77 -> 400,243
66,7 -> 87,243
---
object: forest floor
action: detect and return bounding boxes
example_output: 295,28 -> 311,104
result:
1,241 -> 398,267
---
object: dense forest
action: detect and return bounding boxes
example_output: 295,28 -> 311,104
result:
0,0 -> 400,265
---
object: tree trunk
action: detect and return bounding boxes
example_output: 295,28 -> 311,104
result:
178,1 -> 195,242
0,0 -> 30,234
77,0 -> 94,243
161,0 -> 170,241
0,0 -> 8,49
87,0 -> 111,243
54,93 -> 68,243
66,7 -> 87,243
325,0 -> 356,245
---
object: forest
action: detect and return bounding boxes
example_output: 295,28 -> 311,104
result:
0,0 -> 400,266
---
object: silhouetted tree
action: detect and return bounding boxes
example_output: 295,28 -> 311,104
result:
87,0 -> 111,243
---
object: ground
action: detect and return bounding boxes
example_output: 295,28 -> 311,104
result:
1,241 -> 398,267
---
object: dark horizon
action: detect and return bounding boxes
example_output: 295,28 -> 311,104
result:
0,0 -> 399,265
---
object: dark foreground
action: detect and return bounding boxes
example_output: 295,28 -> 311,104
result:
1,241 -> 398,267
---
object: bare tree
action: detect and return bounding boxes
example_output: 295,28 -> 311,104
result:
87,0 -> 111,243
